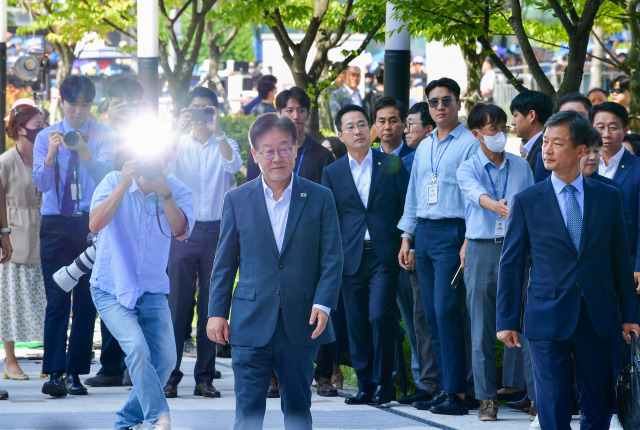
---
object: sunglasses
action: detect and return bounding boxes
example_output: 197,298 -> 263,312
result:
610,88 -> 627,95
428,98 -> 457,109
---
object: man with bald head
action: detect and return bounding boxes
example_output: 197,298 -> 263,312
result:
331,66 -> 363,119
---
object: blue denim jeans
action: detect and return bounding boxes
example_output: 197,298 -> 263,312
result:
91,286 -> 176,429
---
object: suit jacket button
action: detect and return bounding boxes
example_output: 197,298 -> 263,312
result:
576,282 -> 580,288
577,258 -> 582,264
278,263 -> 283,269
275,290 -> 280,295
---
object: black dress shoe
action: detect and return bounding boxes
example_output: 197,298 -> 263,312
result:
42,372 -> 68,397
65,374 -> 88,395
429,394 -> 469,415
266,377 -> 280,398
345,390 -> 374,405
413,390 -> 446,410
213,370 -> 222,379
84,373 -> 123,387
507,394 -> 531,410
163,381 -> 178,398
465,395 -> 480,410
194,382 -> 221,398
369,385 -> 396,405
398,389 -> 437,405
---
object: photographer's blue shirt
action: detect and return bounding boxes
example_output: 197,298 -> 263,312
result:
89,171 -> 195,309
33,118 -> 116,216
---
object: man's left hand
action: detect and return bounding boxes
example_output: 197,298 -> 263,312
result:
622,323 -> 640,344
309,308 -> 328,339
146,173 -> 171,197
634,272 -> 640,293
1,235 -> 12,263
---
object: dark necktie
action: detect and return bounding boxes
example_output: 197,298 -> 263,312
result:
564,184 -> 582,250
61,151 -> 79,216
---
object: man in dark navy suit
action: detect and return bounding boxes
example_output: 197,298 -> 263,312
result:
497,111 -> 640,430
207,114 -> 343,430
373,96 -> 415,158
322,104 -> 409,405
510,91 -> 552,173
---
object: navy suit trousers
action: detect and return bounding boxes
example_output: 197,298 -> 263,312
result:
529,300 -> 614,430
414,218 -> 468,394
342,248 -> 398,389
232,311 -> 318,430
40,214 -> 96,375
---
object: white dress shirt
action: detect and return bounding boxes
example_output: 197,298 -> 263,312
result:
348,149 -> 372,240
167,133 -> 243,221
523,131 -> 543,155
598,146 -> 626,179
261,174 -> 331,316
344,84 -> 362,106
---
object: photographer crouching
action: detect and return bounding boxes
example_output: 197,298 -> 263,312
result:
88,150 -> 194,430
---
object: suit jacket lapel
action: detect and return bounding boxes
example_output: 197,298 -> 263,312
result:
250,178 -> 279,257
280,176 -> 309,255
368,150 -> 385,205
538,178 -> 576,253
579,178 -> 598,256
613,150 -> 634,185
340,156 -> 365,211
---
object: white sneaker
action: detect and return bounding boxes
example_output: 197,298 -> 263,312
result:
529,414 -> 540,429
610,414 -> 623,430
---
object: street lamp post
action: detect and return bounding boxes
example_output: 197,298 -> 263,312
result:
1,0 -> 8,153
384,1 -> 411,109
138,0 -> 159,112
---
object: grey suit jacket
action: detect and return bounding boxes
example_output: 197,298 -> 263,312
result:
208,175 -> 343,347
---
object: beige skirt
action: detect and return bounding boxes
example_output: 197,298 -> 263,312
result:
0,263 -> 45,342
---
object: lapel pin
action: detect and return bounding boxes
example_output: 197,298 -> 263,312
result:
301,193 -> 307,197
378,162 -> 382,165
621,165 -> 626,169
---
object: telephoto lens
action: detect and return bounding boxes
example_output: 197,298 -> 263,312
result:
63,131 -> 80,146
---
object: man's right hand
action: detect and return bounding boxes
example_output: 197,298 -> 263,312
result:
119,161 -> 140,190
497,330 -> 521,348
398,237 -> 413,270
177,108 -> 192,135
494,199 -> 510,219
207,316 -> 230,345
44,131 -> 64,166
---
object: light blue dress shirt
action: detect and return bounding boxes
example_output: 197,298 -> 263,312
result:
33,118 -> 116,215
89,172 -> 195,309
550,172 -> 585,225
398,123 -> 480,234
457,149 -> 534,239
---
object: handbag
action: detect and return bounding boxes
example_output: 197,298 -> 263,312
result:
617,331 -> 640,429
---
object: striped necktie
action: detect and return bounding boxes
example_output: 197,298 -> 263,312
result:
61,151 -> 79,216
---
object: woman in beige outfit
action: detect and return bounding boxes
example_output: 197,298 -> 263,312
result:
1,105 -> 45,380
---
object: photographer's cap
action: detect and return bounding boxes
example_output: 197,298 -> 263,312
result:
4,98 -> 36,122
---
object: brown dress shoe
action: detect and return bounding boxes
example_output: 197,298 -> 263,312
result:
194,382 -> 221,398
267,377 -> 280,398
478,400 -> 498,421
331,365 -> 344,390
163,381 -> 178,398
316,377 -> 338,397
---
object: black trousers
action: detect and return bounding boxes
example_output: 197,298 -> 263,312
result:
167,221 -> 219,384
40,214 -> 96,375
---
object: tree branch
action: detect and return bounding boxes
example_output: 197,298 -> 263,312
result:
171,0 -> 193,25
299,0 -> 329,56
477,34 -> 528,92
591,28 -> 625,69
329,0 -> 354,46
546,0 -> 576,36
220,26 -> 239,53
270,8 -> 298,53
339,16 -> 384,69
562,0 -> 580,25
158,0 -> 182,59
267,10 -> 295,67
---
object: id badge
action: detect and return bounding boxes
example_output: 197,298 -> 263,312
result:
427,184 -> 438,204
495,218 -> 506,236
71,183 -> 82,201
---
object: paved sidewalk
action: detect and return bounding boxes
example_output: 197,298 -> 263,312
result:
0,344 -> 581,429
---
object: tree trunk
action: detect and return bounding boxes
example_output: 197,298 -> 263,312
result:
627,0 -> 640,132
460,41 -> 483,110
555,34 -> 589,103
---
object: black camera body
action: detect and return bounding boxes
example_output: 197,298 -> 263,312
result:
141,159 -> 163,181
63,131 -> 80,147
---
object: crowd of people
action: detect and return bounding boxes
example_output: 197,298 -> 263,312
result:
0,66 -> 639,430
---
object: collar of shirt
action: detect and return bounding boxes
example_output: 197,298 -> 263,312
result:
477,148 -> 507,170
598,145 -> 625,172
262,173 -> 294,203
62,117 -> 89,134
348,147 -> 373,168
551,171 -> 584,197
523,130 -> 543,155
430,122 -> 466,144
377,140 -> 405,156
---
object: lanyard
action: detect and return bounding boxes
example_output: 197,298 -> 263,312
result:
430,134 -> 453,183
296,147 -> 306,176
485,162 -> 509,200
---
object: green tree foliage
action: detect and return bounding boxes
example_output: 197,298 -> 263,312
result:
392,0 -> 604,104
216,0 -> 386,140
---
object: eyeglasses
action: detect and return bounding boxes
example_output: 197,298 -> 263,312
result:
342,121 -> 369,134
428,98 -> 456,109
258,147 -> 293,160
405,121 -> 424,131
610,88 -> 627,95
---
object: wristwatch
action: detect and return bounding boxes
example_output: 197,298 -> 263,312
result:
157,192 -> 173,203
0,227 -> 11,234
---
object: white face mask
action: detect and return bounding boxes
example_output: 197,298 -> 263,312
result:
479,132 -> 507,153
